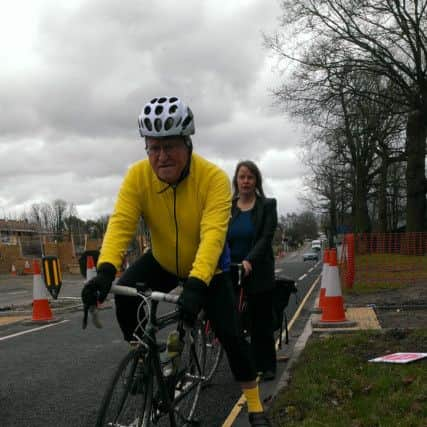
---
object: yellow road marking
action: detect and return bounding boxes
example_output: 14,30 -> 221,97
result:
222,275 -> 321,426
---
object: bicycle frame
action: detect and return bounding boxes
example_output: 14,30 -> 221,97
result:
142,298 -> 181,425
230,263 -> 246,313
93,284 -> 205,427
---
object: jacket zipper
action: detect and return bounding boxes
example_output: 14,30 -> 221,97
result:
172,185 -> 179,277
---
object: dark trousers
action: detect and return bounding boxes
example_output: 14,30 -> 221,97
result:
231,265 -> 276,373
115,251 -> 256,382
246,291 -> 277,373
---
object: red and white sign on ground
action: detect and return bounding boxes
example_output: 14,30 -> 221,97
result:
369,352 -> 427,364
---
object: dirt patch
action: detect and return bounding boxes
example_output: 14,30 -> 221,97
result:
0,315 -> 30,326
344,282 -> 427,329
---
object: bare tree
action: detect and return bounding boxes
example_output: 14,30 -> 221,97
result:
268,0 -> 427,230
29,203 -> 43,228
51,199 -> 67,235
294,70 -> 404,232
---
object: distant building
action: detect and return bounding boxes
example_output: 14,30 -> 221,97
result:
0,219 -> 39,244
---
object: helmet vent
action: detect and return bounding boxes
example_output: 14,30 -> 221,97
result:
182,116 -> 191,129
165,117 -> 174,130
150,98 -> 158,104
158,97 -> 167,103
144,118 -> 152,131
169,105 -> 178,114
154,118 -> 162,132
169,97 -> 178,103
144,106 -> 151,114
155,105 -> 163,115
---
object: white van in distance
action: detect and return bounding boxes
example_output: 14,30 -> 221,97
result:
311,240 -> 322,251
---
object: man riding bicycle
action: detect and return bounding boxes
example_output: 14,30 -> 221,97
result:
81,96 -> 271,426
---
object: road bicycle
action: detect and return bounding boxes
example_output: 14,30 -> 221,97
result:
200,312 -> 223,384
202,263 -> 246,384
86,284 -> 206,427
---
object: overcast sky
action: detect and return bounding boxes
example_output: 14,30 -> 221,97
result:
1,0 -> 308,221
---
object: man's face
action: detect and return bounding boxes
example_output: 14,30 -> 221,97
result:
146,136 -> 190,184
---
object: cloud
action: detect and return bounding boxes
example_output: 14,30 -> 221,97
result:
0,0 -> 308,220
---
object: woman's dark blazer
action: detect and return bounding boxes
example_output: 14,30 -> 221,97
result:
229,196 -> 278,295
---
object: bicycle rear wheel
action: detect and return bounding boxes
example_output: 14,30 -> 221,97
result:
96,348 -> 153,427
203,321 -> 223,383
173,324 -> 206,426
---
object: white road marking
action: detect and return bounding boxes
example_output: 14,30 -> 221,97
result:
6,291 -> 28,295
0,319 -> 69,342
298,273 -> 307,281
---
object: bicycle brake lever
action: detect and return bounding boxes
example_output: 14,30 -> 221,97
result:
82,304 -> 103,329
90,305 -> 103,329
82,305 -> 89,330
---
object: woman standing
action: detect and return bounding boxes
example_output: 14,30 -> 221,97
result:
227,160 -> 278,381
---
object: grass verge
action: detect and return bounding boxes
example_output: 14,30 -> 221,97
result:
342,253 -> 427,294
270,329 -> 427,427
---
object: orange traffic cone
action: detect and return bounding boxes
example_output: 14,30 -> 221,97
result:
23,260 -> 32,275
32,260 -> 54,322
317,249 -> 330,310
86,255 -> 97,281
10,264 -> 17,276
319,249 -> 348,322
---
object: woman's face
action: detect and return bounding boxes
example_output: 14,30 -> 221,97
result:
237,165 -> 257,196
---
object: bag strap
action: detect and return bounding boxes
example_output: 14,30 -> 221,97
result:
284,312 -> 289,344
277,312 -> 290,349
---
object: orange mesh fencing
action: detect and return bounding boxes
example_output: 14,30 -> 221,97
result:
339,232 -> 427,287
355,232 -> 427,256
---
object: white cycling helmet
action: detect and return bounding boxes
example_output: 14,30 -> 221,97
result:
138,96 -> 195,138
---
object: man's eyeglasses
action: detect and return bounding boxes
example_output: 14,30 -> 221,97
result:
145,141 -> 185,156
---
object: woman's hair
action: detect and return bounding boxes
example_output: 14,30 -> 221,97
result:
232,160 -> 265,198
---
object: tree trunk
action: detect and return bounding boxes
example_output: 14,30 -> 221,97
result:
377,158 -> 388,232
353,164 -> 371,233
405,111 -> 427,231
328,176 -> 338,247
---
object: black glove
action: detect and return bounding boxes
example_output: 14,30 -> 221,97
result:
81,262 -> 117,307
177,277 -> 208,326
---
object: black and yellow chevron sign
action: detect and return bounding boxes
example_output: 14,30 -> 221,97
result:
42,256 -> 62,299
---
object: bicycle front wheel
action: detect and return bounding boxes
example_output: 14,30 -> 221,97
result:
173,324 -> 206,426
203,321 -> 223,384
96,348 -> 153,427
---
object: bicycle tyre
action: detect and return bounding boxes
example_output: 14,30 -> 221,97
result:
203,321 -> 223,383
96,348 -> 153,427
173,324 -> 206,426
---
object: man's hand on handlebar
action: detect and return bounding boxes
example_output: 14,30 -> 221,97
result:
81,262 -> 116,329
177,277 -> 207,327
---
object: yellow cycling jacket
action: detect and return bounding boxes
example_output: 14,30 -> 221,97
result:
98,153 -> 231,286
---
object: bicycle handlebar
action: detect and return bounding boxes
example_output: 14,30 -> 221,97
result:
230,262 -> 244,287
110,285 -> 180,304
82,284 -> 180,330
